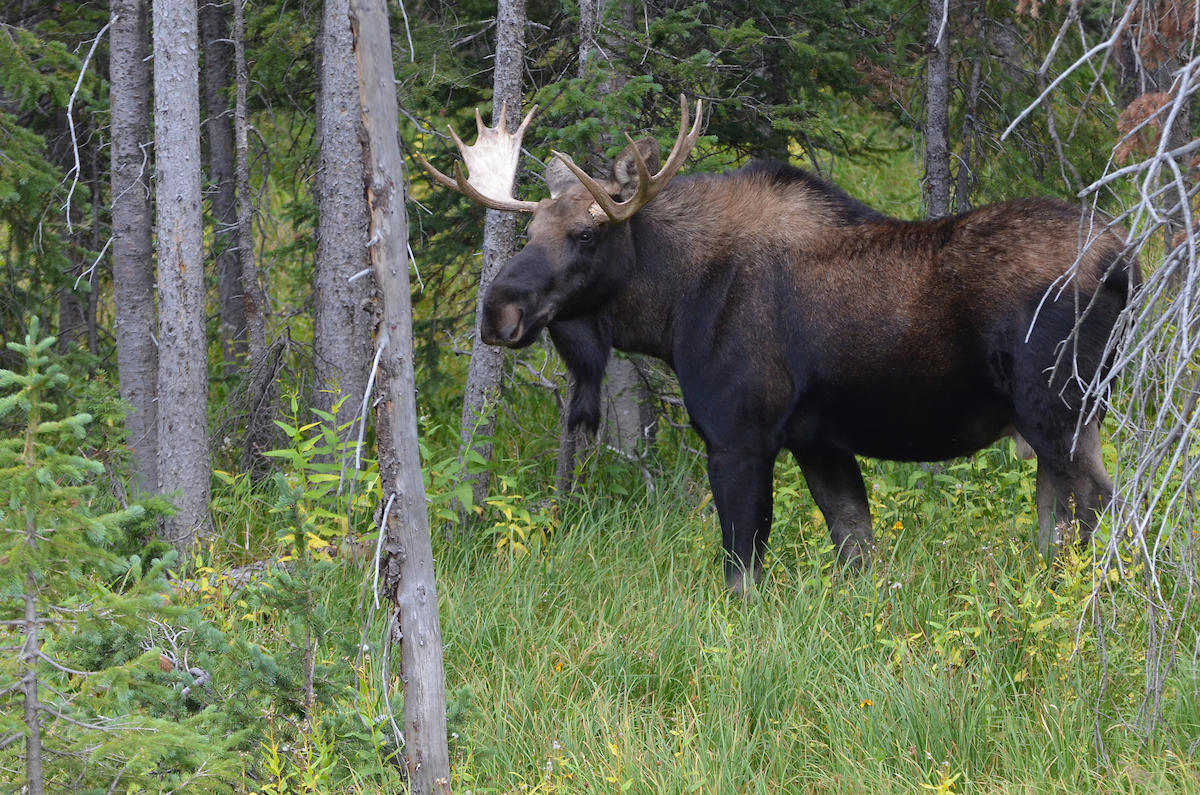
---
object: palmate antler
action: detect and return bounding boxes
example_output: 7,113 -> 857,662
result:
551,95 -> 704,223
419,96 -> 704,222
415,102 -> 540,213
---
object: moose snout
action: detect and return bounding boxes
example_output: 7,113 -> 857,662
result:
482,302 -> 525,346
480,255 -> 553,347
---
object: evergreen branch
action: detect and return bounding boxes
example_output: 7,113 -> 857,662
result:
37,650 -> 94,677
36,701 -> 135,733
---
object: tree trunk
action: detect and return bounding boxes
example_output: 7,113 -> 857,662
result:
457,0 -> 527,519
313,0 -> 373,425
87,143 -> 101,356
153,0 -> 211,548
600,357 -> 652,453
349,0 -> 451,791
954,52 -> 981,214
23,515 -> 43,794
50,107 -> 89,355
232,0 -> 276,473
923,0 -> 952,219
57,279 -> 87,352
111,0 -> 158,496
199,0 -> 246,373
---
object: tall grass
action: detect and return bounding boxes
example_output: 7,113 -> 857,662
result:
191,417 -> 1200,792
410,446 -> 1200,794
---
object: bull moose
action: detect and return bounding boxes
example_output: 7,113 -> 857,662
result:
419,97 -> 1138,592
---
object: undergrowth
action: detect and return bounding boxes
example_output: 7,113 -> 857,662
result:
193,402 -> 1198,793
6,324 -> 1195,793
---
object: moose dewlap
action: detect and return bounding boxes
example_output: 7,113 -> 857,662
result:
421,97 -> 1139,592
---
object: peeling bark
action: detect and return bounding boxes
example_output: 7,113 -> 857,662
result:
350,0 -> 451,790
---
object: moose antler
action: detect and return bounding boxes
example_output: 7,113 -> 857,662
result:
415,102 -> 540,213
550,95 -> 704,223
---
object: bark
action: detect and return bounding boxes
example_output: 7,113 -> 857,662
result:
199,0 -> 246,372
923,0 -> 952,219
350,0 -> 451,790
313,0 -> 373,427
954,51 -> 981,214
57,282 -> 87,352
50,107 -> 88,355
87,143 -> 101,355
232,0 -> 276,472
1114,25 -> 1142,109
23,517 -> 43,794
153,0 -> 211,547
601,357 -> 653,453
457,0 -> 527,517
110,0 -> 158,495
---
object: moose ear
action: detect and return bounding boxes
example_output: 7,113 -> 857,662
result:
611,137 -> 660,200
545,157 -> 580,198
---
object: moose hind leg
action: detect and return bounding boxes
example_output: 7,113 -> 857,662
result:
793,448 -> 874,568
706,448 -> 776,593
1024,421 -> 1112,558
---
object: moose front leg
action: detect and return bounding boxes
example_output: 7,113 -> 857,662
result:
792,447 -> 874,567
548,317 -> 611,434
705,448 -> 777,593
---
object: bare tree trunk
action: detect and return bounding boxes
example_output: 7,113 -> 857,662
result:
199,0 -> 246,373
51,106 -> 89,355
87,144 -> 101,356
232,0 -> 276,472
313,0 -> 373,424
153,0 -> 211,548
22,514 -> 43,794
57,282 -> 87,352
111,0 -> 158,496
954,46 -> 981,214
456,0 -> 527,520
350,0 -> 451,790
923,0 -> 952,219
600,357 -> 653,453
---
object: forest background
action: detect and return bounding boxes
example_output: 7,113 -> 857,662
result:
2,0 -> 1200,792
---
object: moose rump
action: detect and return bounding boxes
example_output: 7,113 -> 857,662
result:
420,98 -> 1138,591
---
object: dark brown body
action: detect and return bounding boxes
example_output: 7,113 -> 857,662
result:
482,158 -> 1137,590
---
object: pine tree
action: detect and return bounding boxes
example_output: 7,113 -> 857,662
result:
0,319 -> 237,791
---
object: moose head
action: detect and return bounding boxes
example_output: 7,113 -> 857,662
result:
418,97 -> 703,348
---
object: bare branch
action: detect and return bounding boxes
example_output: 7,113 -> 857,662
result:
62,21 -> 112,232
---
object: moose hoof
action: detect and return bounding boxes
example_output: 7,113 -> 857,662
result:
836,537 -> 873,571
725,560 -> 764,596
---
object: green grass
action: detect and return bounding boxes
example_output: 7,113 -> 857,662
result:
184,429 -> 1200,792
174,364 -> 1200,794
402,447 -> 1195,794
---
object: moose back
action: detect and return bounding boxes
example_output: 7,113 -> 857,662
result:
420,98 -> 1138,591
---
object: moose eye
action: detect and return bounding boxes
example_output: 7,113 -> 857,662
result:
577,229 -> 594,245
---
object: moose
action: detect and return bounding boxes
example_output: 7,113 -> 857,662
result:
419,97 -> 1138,592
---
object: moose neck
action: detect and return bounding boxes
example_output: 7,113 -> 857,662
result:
601,166 -> 873,366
